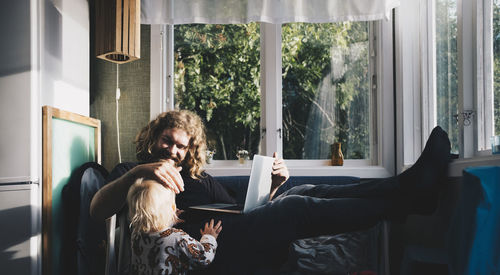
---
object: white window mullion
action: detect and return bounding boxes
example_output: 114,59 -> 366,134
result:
150,24 -> 174,120
150,24 -> 163,119
378,17 -> 395,176
395,1 -> 423,171
476,0 -> 494,153
422,0 -> 437,142
165,24 -> 175,111
457,0 -> 475,158
369,22 -> 378,166
260,23 -> 282,157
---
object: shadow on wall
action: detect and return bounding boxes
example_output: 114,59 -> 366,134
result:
0,205 -> 38,274
54,136 -> 94,275
0,1 -> 31,77
43,0 -> 90,116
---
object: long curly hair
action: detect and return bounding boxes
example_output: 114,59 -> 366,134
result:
135,110 -> 207,178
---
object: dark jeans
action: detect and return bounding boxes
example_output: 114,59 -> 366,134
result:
201,179 -> 401,273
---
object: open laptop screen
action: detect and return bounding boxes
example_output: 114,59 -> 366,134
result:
189,155 -> 274,214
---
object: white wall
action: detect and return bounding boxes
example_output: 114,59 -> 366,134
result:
0,0 -> 37,183
41,0 -> 89,117
0,1 -> 89,274
0,0 -> 89,183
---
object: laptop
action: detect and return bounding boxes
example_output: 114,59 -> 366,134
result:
189,155 -> 275,214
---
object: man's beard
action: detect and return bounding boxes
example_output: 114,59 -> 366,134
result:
151,150 -> 182,166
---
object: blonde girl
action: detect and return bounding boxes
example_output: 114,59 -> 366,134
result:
127,178 -> 222,275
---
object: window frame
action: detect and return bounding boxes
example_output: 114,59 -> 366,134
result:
395,0 -> 433,173
475,0 -> 495,154
396,0 -> 500,176
150,20 -> 395,178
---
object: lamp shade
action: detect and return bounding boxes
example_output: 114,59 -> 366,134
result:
96,0 -> 140,64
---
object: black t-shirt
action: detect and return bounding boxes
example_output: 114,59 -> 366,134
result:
108,162 -> 236,232
108,162 -> 236,207
176,170 -> 236,209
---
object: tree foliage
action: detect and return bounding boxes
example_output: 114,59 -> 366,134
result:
174,2 -> 499,160
174,22 -> 372,160
281,22 -> 371,159
174,24 -> 261,160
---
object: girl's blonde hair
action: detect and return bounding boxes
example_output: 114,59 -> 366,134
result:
127,178 -> 179,234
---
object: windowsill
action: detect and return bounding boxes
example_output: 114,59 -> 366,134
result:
448,154 -> 500,177
204,154 -> 500,178
204,159 -> 392,178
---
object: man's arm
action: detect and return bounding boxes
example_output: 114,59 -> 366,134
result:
90,160 -> 184,221
90,168 -> 137,221
269,152 -> 290,200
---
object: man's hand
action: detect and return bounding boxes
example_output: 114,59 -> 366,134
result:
91,159 -> 184,221
270,152 -> 289,200
130,159 -> 184,193
200,219 -> 222,239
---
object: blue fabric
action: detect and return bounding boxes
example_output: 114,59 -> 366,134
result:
448,166 -> 500,275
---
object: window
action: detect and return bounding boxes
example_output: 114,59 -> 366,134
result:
151,19 -> 395,177
432,0 -> 500,156
476,0 -> 500,153
172,22 -> 375,162
174,24 -> 261,160
435,0 -> 459,154
281,22 -> 373,160
398,0 -> 500,173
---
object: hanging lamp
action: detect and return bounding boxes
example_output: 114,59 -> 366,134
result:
96,0 -> 140,64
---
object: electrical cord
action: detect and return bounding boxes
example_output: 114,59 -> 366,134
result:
116,64 -> 122,163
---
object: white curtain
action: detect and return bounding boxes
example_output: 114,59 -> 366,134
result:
141,0 -> 400,24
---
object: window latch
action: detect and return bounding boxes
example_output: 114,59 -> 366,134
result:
453,110 -> 475,126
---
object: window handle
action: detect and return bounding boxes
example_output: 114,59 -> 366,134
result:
453,110 -> 475,126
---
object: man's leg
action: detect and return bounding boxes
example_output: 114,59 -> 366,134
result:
276,178 -> 397,200
277,126 -> 451,215
211,126 -> 451,272
254,195 -> 395,239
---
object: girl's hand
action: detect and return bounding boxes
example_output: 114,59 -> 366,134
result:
200,219 -> 222,239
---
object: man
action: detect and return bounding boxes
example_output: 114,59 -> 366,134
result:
90,110 -> 290,273
90,110 -> 289,221
91,110 -> 452,273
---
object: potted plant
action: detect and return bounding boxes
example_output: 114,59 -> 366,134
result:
206,149 -> 216,164
236,149 -> 249,164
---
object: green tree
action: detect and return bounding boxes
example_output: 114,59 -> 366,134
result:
175,22 -> 372,160
174,1 -> 499,159
174,24 -> 261,160
282,22 -> 370,159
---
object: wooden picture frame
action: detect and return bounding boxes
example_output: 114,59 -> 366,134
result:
42,106 -> 101,275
